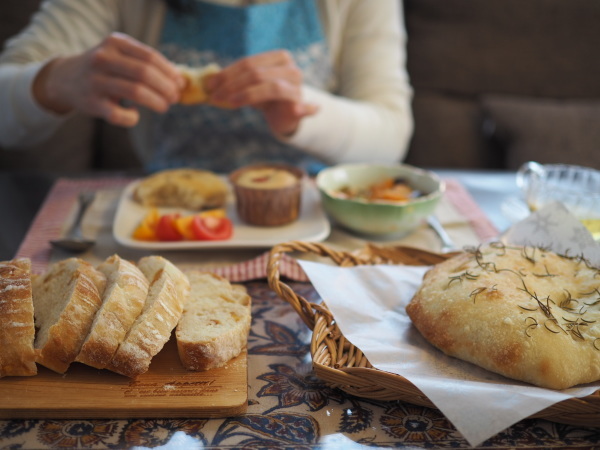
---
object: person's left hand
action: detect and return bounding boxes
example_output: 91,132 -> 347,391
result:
204,50 -> 318,136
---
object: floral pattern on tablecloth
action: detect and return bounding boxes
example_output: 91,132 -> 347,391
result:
1,282 -> 600,449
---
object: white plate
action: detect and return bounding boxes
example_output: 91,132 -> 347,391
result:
113,178 -> 331,250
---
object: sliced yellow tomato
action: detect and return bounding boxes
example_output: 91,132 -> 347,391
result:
132,222 -> 158,241
199,208 -> 227,218
132,208 -> 160,241
173,215 -> 197,240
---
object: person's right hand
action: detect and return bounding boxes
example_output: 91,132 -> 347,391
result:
32,32 -> 184,127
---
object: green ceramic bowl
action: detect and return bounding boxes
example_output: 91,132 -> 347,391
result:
316,163 -> 444,236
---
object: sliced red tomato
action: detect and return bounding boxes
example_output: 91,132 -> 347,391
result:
156,213 -> 183,241
191,215 -> 233,241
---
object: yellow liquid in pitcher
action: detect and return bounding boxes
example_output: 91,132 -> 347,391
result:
580,219 -> 600,241
528,203 -> 600,240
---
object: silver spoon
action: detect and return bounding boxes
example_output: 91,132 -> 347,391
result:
427,215 -> 457,253
50,191 -> 96,253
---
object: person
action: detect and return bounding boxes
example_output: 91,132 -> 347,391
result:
0,0 -> 413,173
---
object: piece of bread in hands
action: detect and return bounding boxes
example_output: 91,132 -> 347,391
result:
76,255 -> 149,369
177,63 -> 221,105
176,271 -> 251,372
32,258 -> 107,374
0,258 -> 37,377
105,256 -> 190,378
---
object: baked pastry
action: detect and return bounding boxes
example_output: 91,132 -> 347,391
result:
106,256 -> 190,378
133,168 -> 229,210
32,258 -> 107,373
177,63 -> 221,105
76,255 -> 149,369
229,163 -> 304,226
406,243 -> 600,390
0,258 -> 37,377
176,271 -> 251,371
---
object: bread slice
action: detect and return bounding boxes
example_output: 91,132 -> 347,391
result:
105,256 -> 190,378
132,168 -> 229,211
176,271 -> 251,371
177,63 -> 221,105
32,258 -> 106,374
0,258 -> 37,377
76,255 -> 149,369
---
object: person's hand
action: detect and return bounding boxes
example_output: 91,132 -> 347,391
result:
205,50 -> 318,136
32,32 -> 185,127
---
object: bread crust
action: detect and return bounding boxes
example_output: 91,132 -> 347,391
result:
0,258 -> 37,377
32,259 -> 106,374
133,168 -> 229,210
406,244 -> 600,389
176,271 -> 251,371
76,255 -> 149,369
106,256 -> 189,378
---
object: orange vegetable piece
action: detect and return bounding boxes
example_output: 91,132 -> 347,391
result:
132,208 -> 160,241
173,215 -> 197,240
199,208 -> 227,218
132,222 -> 158,241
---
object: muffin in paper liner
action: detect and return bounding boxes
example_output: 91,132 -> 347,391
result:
229,163 -> 305,227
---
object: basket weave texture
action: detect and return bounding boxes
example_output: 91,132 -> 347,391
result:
267,241 -> 600,427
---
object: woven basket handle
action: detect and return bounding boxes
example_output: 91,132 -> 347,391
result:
267,241 -> 366,329
267,240 -> 453,330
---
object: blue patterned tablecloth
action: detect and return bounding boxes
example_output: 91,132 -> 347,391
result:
2,281 -> 600,449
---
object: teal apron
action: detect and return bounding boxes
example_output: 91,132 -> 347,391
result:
150,0 -> 331,174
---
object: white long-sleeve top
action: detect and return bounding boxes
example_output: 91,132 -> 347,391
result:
0,0 -> 413,166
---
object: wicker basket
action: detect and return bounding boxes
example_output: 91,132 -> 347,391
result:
267,241 -> 600,427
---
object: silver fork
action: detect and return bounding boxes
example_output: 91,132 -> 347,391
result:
427,215 -> 457,253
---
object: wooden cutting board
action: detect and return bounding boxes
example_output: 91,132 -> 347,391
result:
0,337 -> 247,419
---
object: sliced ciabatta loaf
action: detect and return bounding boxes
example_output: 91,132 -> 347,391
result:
176,271 -> 251,371
0,258 -> 37,377
76,255 -> 149,369
106,256 -> 190,378
32,258 -> 106,374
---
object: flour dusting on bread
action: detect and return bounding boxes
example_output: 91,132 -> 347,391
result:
76,255 -> 149,369
0,253 -> 250,380
0,258 -> 37,377
176,271 -> 251,371
105,256 -> 190,378
32,258 -> 106,374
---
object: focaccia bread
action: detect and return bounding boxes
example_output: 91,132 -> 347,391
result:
76,255 -> 149,369
106,256 -> 190,378
0,258 -> 37,377
133,168 -> 229,210
176,271 -> 251,371
32,258 -> 107,374
406,243 -> 600,390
